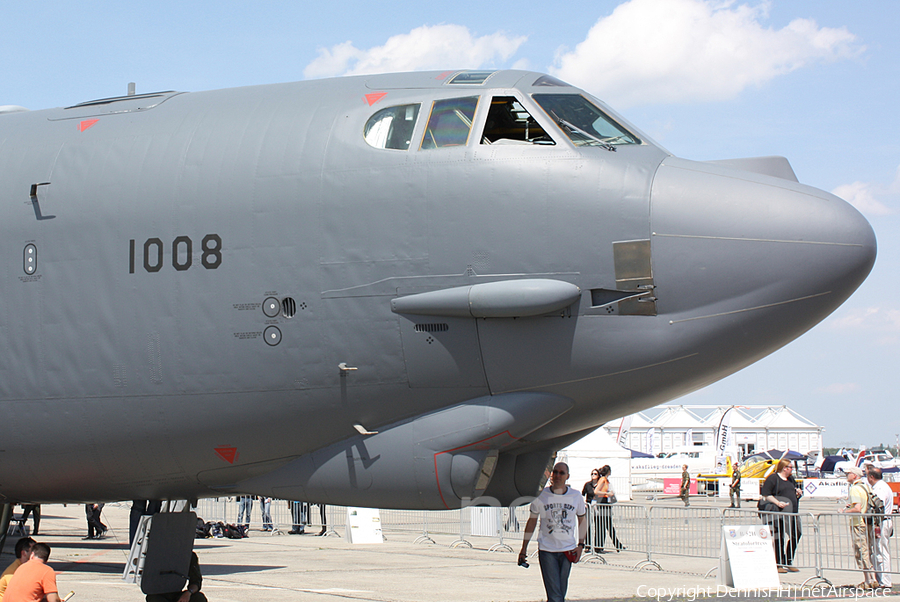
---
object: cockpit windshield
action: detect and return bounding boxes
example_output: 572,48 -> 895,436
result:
421,97 -> 479,150
481,96 -> 554,145
533,94 -> 640,148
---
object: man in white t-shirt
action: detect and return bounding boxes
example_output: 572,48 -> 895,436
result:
518,462 -> 587,602
867,465 -> 893,588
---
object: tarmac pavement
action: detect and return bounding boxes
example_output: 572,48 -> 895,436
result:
1,499 -> 895,601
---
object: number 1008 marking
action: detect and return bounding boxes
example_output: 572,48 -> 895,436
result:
129,234 -> 222,273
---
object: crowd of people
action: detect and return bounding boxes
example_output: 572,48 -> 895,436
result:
839,464 -> 893,590
515,457 -> 896,601
581,466 -> 625,553
1,463 -> 896,602
235,496 -> 328,535
758,457 -> 893,588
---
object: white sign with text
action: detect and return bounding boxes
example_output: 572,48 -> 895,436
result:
717,477 -> 760,500
346,507 -> 384,544
718,524 -> 781,589
803,479 -> 849,498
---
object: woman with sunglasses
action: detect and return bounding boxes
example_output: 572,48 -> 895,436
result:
582,469 -> 602,553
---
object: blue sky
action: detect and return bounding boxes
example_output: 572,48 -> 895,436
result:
3,1 -> 897,448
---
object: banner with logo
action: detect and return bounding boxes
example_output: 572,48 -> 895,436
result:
617,415 -> 633,448
803,479 -> 849,498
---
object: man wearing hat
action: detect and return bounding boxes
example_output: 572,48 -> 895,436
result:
840,466 -> 877,589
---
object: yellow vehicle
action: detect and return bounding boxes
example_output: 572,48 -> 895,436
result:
697,451 -> 805,496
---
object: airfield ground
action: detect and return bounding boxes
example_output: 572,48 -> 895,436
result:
1,496 -> 894,601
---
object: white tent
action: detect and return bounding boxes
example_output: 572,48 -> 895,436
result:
558,427 -> 633,501
601,405 -> 822,457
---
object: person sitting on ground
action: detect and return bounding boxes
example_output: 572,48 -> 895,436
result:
0,537 -> 36,601
145,552 -> 207,602
3,542 -> 64,602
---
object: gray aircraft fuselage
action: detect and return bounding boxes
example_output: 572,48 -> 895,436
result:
0,70 -> 875,509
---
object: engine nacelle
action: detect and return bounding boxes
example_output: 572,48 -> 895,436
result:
476,449 -> 557,506
235,392 -> 573,509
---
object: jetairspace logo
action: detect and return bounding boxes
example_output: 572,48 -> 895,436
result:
637,585 -> 894,600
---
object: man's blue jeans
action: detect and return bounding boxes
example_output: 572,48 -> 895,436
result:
538,550 -> 572,602
237,496 -> 254,525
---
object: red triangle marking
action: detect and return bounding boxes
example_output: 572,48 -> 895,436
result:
214,446 -> 237,464
79,119 -> 99,132
364,92 -> 387,106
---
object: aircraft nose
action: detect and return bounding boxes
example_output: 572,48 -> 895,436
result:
650,158 -> 876,324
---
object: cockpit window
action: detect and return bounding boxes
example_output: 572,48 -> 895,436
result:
421,97 -> 479,150
364,104 -> 420,150
481,96 -> 554,145
532,94 -> 640,147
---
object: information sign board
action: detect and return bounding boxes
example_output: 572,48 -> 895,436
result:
718,524 -> 780,589
346,507 -> 383,544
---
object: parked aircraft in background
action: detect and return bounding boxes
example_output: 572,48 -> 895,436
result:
0,70 -> 876,543
833,448 -> 900,475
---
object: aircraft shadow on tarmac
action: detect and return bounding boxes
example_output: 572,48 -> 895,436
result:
40,541 -> 282,576
53,560 -> 284,576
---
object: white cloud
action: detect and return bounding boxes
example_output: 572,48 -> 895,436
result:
304,25 -> 526,79
831,165 -> 900,217
832,182 -> 894,216
828,307 -> 900,333
551,0 -> 862,108
831,182 -> 894,215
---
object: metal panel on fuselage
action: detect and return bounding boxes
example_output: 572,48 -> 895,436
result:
0,79 -> 496,500
470,143 -> 662,395
0,85 -> 362,499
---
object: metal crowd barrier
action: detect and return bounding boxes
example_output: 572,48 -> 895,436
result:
721,508 -> 818,574
815,512 -> 896,585
194,498 -> 899,586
